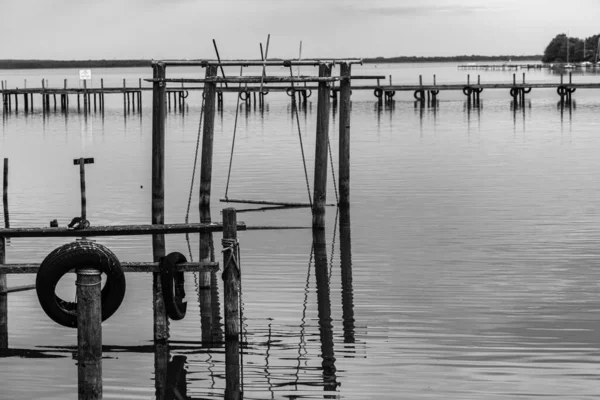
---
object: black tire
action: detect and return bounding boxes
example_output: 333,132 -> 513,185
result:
36,241 -> 126,328
159,252 -> 187,321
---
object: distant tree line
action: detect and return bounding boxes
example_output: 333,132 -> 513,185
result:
363,55 -> 541,63
542,34 -> 600,63
0,59 -> 151,69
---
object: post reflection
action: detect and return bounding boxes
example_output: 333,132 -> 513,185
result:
339,207 -> 355,344
313,228 -> 338,395
154,344 -> 188,400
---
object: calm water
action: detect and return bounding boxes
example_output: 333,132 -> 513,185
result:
2,62 -> 600,399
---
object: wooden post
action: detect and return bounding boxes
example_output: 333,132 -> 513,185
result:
152,62 -> 168,341
222,208 -> 241,400
79,158 -> 87,220
0,235 -> 6,349
339,63 -> 351,209
77,268 -> 102,399
312,63 -> 332,229
83,81 -> 88,114
200,65 -> 218,223
199,232 -> 214,345
3,158 -> 8,228
123,79 -> 127,113
0,158 -> 7,347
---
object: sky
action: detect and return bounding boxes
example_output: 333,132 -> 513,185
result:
1,0 -> 599,60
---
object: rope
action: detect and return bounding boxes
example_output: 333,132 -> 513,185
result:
288,66 -> 312,207
327,138 -> 339,205
224,67 -> 244,200
185,94 -> 206,262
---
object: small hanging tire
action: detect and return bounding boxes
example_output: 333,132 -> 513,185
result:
35,240 -> 126,328
159,252 -> 187,321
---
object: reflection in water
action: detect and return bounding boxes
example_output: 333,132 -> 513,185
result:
340,207 -> 355,344
313,228 -> 338,395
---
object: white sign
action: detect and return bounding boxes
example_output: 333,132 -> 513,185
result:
79,69 -> 91,80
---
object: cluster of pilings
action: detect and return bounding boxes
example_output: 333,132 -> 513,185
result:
1,78 -> 147,115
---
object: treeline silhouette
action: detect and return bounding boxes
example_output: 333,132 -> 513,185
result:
542,33 -> 600,63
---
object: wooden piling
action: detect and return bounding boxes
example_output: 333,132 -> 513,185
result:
339,63 -> 351,209
200,65 -> 218,223
0,236 -> 6,349
77,268 -> 102,399
79,158 -> 87,220
123,79 -> 127,113
0,158 -> 7,348
222,208 -> 241,400
3,158 -> 9,229
312,63 -> 332,229
151,62 -> 168,341
83,81 -> 88,114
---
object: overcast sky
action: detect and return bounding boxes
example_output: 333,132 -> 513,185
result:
1,0 -> 599,60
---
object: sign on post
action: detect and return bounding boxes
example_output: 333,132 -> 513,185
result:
79,70 -> 92,80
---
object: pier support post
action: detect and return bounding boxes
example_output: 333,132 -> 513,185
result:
339,63 -> 351,209
77,268 -> 102,400
0,159 -> 6,347
340,207 -> 355,343
312,63 -> 332,229
151,62 -> 168,341
200,65 -> 218,223
222,208 -> 241,400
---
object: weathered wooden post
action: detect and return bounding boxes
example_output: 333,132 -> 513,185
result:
74,158 -> 94,221
123,79 -> 127,113
312,63 -> 332,229
339,63 -> 351,209
77,268 -> 102,399
83,80 -> 88,114
222,208 -> 241,400
0,158 -> 7,348
200,65 -> 218,223
152,62 -> 168,341
3,158 -> 8,228
0,235 -> 6,349
42,79 -> 46,113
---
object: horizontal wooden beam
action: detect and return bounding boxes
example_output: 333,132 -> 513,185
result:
149,75 -> 384,84
154,59 -> 363,67
0,284 -> 36,294
0,222 -> 246,238
0,261 -> 219,274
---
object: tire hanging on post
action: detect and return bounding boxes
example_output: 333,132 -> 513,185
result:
159,252 -> 188,321
35,240 -> 126,328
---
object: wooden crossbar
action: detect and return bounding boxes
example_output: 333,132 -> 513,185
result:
0,261 -> 219,274
0,222 -> 246,238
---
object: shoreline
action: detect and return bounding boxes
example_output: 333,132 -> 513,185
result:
0,55 -> 543,70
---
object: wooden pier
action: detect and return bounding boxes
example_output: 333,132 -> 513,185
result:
3,69 -> 600,116
0,56 -> 368,399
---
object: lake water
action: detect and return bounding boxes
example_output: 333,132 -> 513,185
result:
2,61 -> 600,399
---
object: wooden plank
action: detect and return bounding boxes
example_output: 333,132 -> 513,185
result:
0,222 -> 247,238
0,284 -> 36,294
0,261 -> 219,274
157,59 -> 363,67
